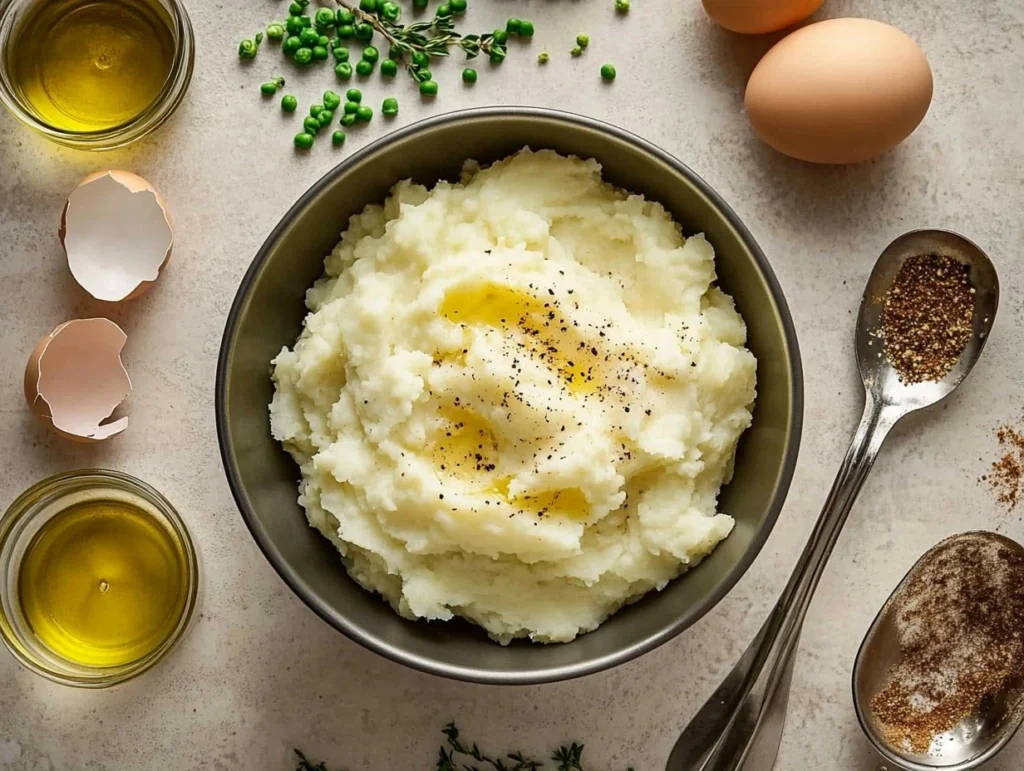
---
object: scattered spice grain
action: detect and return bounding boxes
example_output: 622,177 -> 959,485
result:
880,254 -> 974,384
983,424 -> 1024,511
871,533 -> 1024,755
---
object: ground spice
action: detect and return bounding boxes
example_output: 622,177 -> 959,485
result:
982,424 -> 1024,511
871,533 -> 1024,755
880,254 -> 974,384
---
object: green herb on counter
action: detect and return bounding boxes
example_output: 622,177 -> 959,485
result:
294,723 -> 635,771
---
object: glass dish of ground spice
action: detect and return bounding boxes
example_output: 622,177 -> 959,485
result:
854,532 -> 1024,767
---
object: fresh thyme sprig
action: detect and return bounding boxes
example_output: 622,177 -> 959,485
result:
294,722 -> 634,771
334,1 -> 504,82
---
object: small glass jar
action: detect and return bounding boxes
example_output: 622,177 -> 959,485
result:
0,0 -> 194,150
0,470 -> 199,688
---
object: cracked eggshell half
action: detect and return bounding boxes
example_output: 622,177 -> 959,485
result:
60,170 -> 174,302
24,318 -> 132,443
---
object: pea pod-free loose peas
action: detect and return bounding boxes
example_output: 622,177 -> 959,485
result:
303,116 -> 320,133
333,46 -> 350,62
285,16 -> 303,35
337,24 -> 355,38
346,88 -> 362,103
519,20 -> 535,37
266,22 -> 285,41
437,4 -> 451,17
355,59 -> 374,76
600,63 -> 616,80
492,29 -> 508,45
309,104 -> 323,117
314,8 -> 335,27
411,50 -> 429,69
299,27 -> 319,45
283,36 -> 301,55
343,101 -> 359,115
312,46 -> 329,61
323,91 -> 342,110
332,130 -> 346,146
335,62 -> 353,79
294,132 -> 314,149
462,68 -> 477,83
450,0 -> 467,14
260,77 -> 285,95
413,0 -> 428,8
419,80 -> 438,96
336,8 -> 354,25
317,110 -> 334,127
354,23 -> 373,41
382,97 -> 398,116
340,113 -> 357,127
380,58 -> 398,76
359,0 -> 377,11
238,38 -> 259,59
288,1 -> 304,14
281,94 -> 298,112
381,1 -> 401,21
296,48 -> 314,67
362,45 -> 380,63
356,105 -> 373,122
576,33 -> 589,48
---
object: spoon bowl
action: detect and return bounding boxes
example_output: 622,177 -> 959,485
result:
856,229 -> 999,411
853,532 -> 1024,771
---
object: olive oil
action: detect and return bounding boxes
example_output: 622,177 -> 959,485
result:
18,499 -> 188,668
8,0 -> 175,131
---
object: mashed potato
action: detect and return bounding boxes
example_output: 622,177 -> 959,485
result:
270,150 -> 756,643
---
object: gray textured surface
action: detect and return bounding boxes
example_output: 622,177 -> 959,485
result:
1,0 -> 1022,769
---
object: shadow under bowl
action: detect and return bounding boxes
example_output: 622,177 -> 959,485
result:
216,107 -> 803,685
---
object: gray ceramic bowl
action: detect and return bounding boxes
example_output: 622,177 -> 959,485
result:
216,107 -> 802,684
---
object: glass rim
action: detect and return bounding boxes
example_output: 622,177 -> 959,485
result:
0,0 -> 195,149
0,469 -> 199,688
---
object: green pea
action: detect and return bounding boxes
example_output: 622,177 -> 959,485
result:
417,68 -> 433,81
419,79 -> 438,96
310,104 -> 324,117
355,59 -> 374,76
286,16 -> 303,35
537,51 -> 549,64
318,110 -> 334,127
380,58 -> 398,76
436,3 -> 451,17
413,0 -> 428,7
299,14 -> 312,27
354,23 -> 373,41
519,20 -> 535,37
318,34 -> 330,46
281,94 -> 298,112
238,38 -> 259,59
462,68 -> 477,83
346,88 -> 362,103
312,45 -> 329,61
615,0 -> 629,11
381,1 -> 401,21
361,45 -> 380,63
600,63 -> 616,80
356,105 -> 373,122
260,78 -> 285,95
332,130 -> 347,146
344,101 -> 359,115
576,33 -> 589,48
299,27 -> 319,45
505,18 -> 521,34
283,36 -> 302,54
333,46 -> 350,62
314,8 -> 335,27
266,23 -> 285,41
340,113 -> 357,127
337,24 -> 355,38
412,50 -> 430,69
336,8 -> 355,25
382,97 -> 399,116
489,47 -> 506,63
335,61 -> 353,78
450,0 -> 467,13
492,29 -> 508,45
303,116 -> 321,133
570,45 -> 582,57
294,133 -> 314,150
288,1 -> 304,14
359,0 -> 377,11
294,47 -> 313,65
323,90 -> 342,110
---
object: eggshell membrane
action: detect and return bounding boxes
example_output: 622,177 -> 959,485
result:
60,170 -> 174,302
702,0 -> 823,34
745,18 -> 933,164
24,318 -> 132,443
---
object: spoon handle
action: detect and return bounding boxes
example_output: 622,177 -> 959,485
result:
667,394 -> 901,771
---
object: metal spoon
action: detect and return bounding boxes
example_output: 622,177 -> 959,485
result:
666,229 -> 999,771
853,531 -> 1024,771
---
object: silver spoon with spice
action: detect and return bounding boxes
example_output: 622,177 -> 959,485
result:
667,229 -> 998,771
854,531 -> 1024,771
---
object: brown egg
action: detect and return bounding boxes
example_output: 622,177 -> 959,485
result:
702,0 -> 823,34
745,18 -> 933,164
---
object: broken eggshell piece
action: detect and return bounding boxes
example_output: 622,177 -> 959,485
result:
60,170 -> 173,302
24,318 -> 132,442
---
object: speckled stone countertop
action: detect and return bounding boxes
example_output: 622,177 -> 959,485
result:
1,1 -> 1022,769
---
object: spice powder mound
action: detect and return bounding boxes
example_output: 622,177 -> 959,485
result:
880,254 -> 974,384
871,533 -> 1024,755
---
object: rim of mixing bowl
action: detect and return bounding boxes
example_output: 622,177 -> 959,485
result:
216,106 -> 804,684
0,0 -> 195,150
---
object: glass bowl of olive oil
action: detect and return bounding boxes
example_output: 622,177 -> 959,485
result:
0,0 -> 194,149
0,470 -> 199,687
